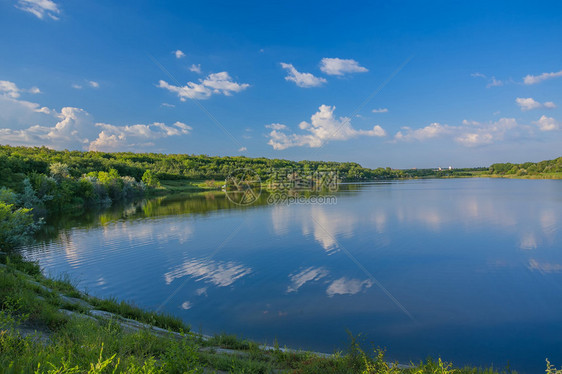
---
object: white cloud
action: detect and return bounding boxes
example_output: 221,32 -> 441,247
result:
0,82 -> 53,126
455,132 -> 493,146
161,102 -> 175,108
326,277 -> 372,297
0,107 -> 94,149
201,72 -> 250,95
265,123 -> 288,131
89,81 -> 100,88
516,97 -> 556,111
372,108 -> 388,113
15,0 -> 60,20
89,121 -> 192,151
0,80 -> 22,98
0,79 -> 191,151
180,301 -> 192,310
320,58 -> 368,76
189,64 -> 202,74
280,63 -> 326,88
395,122 -> 450,142
395,118 -> 519,147
487,77 -> 503,88
72,84 -> 82,89
158,80 -> 210,100
528,259 -> 562,273
164,258 -> 252,287
534,115 -> 560,131
158,72 -> 249,101
266,105 -> 386,150
174,50 -> 185,59
238,146 -> 247,152
0,80 -> 41,98
287,267 -> 329,293
516,97 -> 541,111
471,72 -> 486,78
523,70 -> 562,85
471,73 -> 504,88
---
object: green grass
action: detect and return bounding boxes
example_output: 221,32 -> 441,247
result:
158,179 -> 222,194
484,172 -> 562,179
87,296 -> 189,333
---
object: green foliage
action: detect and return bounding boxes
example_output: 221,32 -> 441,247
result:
49,162 -> 70,181
162,333 -> 202,373
489,156 -> 562,176
0,201 -> 39,250
87,297 -> 189,333
0,145 -> 487,194
546,359 -> 562,374
142,170 -> 160,188
0,187 -> 17,205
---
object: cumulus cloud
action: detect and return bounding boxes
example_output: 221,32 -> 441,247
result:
395,122 -> 451,142
174,50 -> 185,59
266,105 -> 386,150
0,81 -> 52,125
189,64 -> 202,74
455,132 -> 494,146
89,80 -> 100,88
326,277 -> 372,297
523,70 -> 562,85
0,80 -> 41,98
534,115 -> 560,131
516,97 -> 556,111
320,58 -> 368,76
372,108 -> 388,113
395,118 -> 519,147
0,107 -> 94,149
89,121 -> 192,151
158,72 -> 249,101
238,147 -> 247,152
15,0 -> 60,20
280,63 -> 326,88
0,80 -> 192,151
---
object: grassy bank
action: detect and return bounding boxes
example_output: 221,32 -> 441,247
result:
157,179 -> 222,194
481,172 -> 562,180
2,253 -> 560,373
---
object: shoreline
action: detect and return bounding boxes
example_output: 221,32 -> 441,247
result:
0,251 -> 536,373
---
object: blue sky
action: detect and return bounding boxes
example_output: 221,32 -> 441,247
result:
1,0 -> 562,168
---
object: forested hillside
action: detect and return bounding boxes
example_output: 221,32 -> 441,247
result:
0,145 -> 403,185
488,157 -> 562,176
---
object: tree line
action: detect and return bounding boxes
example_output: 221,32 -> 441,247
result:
488,157 -> 562,176
0,144 -> 520,249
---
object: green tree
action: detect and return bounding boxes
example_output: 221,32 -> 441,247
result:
142,170 -> 160,187
0,187 -> 17,205
49,162 -> 70,181
0,202 -> 39,249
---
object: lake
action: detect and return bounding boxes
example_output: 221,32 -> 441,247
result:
23,178 -> 562,372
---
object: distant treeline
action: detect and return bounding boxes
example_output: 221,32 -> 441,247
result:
0,145 -> 481,187
488,157 -> 562,176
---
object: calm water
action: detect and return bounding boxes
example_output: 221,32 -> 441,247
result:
23,178 -> 562,372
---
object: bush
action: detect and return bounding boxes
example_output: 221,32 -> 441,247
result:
0,202 -> 40,250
